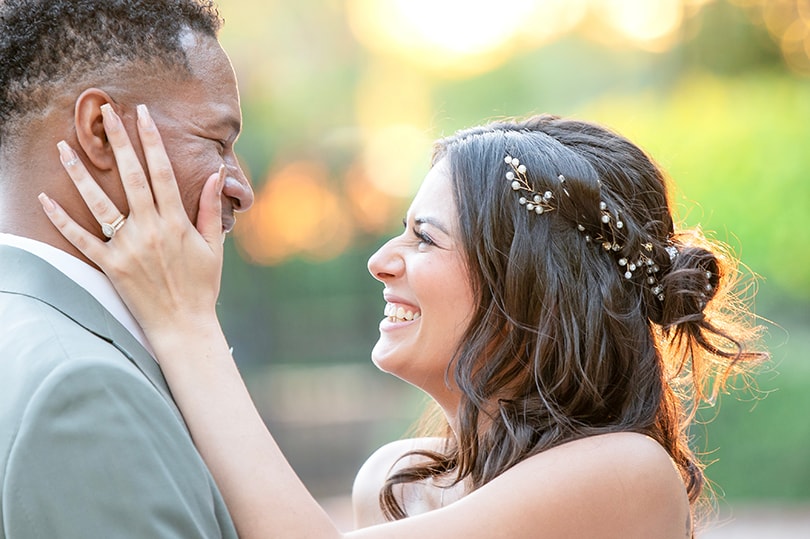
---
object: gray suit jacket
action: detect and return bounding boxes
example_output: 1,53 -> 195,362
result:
0,246 -> 237,538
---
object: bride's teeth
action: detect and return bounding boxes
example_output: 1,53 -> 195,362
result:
383,302 -> 421,322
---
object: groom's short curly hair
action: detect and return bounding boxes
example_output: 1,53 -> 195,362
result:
0,0 -> 223,144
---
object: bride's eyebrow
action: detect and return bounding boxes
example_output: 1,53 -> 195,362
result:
414,216 -> 449,235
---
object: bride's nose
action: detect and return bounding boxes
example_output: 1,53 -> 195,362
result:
368,238 -> 404,283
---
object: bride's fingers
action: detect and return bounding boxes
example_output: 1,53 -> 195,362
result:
196,166 -> 226,248
56,140 -> 126,239
100,104 -> 155,215
135,104 -> 184,218
38,193 -> 107,265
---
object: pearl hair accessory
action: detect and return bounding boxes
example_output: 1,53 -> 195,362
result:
505,155 -> 554,215
504,154 -> 681,302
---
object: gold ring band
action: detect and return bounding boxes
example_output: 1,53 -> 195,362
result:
101,214 -> 126,239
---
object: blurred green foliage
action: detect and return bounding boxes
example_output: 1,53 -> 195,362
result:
213,0 -> 809,503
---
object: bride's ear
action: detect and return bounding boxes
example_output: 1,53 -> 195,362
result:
74,88 -> 119,171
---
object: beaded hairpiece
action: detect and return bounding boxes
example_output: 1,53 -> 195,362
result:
505,155 -> 554,214
503,154 -> 681,301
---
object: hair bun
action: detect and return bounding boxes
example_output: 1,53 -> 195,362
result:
655,241 -> 720,328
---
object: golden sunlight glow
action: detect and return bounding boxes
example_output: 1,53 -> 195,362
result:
235,161 -> 353,264
345,0 -> 810,69
354,61 -> 432,130
394,0 -> 530,55
344,0 -> 721,74
346,0 -> 580,77
353,60 -> 434,200
733,0 -> 810,76
361,125 -> 433,198
521,0 -> 588,49
345,161 -> 407,234
593,0 -> 684,52
226,0 -> 810,268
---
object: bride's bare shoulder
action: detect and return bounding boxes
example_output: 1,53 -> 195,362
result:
352,437 -> 446,528
351,432 -> 690,537
476,432 -> 692,538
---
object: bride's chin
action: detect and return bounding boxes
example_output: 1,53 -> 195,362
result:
370,349 -> 392,373
370,344 -> 406,377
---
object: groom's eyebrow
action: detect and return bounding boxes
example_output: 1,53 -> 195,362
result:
202,113 -> 242,139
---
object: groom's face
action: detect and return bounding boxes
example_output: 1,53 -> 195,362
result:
141,34 -> 254,234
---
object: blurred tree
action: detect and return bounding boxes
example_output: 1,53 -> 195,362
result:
212,0 -> 809,504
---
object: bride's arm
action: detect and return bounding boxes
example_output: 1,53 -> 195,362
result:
41,103 -> 342,539
40,104 -> 691,539
148,314 -> 341,539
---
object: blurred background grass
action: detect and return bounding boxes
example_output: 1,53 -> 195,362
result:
211,0 -> 809,514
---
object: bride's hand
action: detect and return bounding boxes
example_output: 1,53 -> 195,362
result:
38,104 -> 351,539
39,103 -> 225,336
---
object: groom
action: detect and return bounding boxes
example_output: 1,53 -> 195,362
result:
0,1 -> 253,536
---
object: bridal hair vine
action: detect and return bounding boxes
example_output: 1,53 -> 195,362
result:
505,155 -> 554,214
503,154 -> 682,301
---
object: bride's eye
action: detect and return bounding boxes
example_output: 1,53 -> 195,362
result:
413,228 -> 434,247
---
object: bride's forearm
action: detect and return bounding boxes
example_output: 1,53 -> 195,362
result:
149,321 -> 344,539
44,106 -> 345,539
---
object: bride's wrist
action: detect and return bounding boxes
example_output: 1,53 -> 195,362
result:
145,312 -> 226,357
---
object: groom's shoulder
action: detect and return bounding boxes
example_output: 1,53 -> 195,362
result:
0,288 -> 123,371
0,292 -> 184,472
0,288 -> 151,420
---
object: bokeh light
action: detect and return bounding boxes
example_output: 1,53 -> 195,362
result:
733,0 -> 810,75
347,0 -> 534,76
235,161 -> 353,264
344,161 -> 407,234
360,125 -> 433,198
228,0 -> 810,267
591,0 -> 684,52
213,0 -> 810,527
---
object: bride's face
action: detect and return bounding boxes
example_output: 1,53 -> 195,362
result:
367,159 -> 475,407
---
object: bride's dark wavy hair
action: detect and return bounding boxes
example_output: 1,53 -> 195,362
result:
380,115 -> 767,527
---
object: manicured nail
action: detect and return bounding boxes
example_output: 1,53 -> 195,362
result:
217,164 -> 227,195
38,193 -> 56,213
100,103 -> 120,128
57,140 -> 80,167
136,104 -> 153,129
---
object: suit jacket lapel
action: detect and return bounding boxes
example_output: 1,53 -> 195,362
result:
0,245 -> 185,427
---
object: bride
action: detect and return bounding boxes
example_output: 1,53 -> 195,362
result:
40,104 -> 765,538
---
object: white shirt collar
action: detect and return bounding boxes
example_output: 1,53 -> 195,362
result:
0,233 -> 155,358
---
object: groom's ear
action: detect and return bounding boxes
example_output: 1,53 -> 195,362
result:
73,88 -> 118,171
